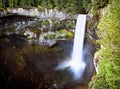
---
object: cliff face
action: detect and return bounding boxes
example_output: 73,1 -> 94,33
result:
0,8 -> 77,20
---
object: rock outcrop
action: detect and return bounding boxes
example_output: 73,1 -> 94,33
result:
0,8 -> 77,20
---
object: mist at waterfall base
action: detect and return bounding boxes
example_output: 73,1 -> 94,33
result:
55,15 -> 86,80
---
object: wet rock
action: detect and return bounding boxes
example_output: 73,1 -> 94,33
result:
7,8 -> 39,17
24,30 -> 37,38
39,39 -> 57,47
93,50 -> 102,73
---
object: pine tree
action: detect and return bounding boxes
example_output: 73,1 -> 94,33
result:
13,0 -> 18,7
8,0 -> 13,7
0,0 -> 3,9
19,0 -> 26,7
64,0 -> 76,13
47,0 -> 54,9
82,0 -> 91,12
76,0 -> 84,13
26,0 -> 32,6
54,0 -> 64,11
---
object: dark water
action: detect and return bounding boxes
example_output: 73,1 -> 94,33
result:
0,16 -> 95,89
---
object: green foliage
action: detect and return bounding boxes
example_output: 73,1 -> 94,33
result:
26,0 -> 32,6
63,0 -> 77,13
19,0 -> 26,7
56,29 -> 74,39
89,0 -> 120,89
0,8 -> 4,11
65,31 -> 74,39
56,22 -> 63,29
66,21 -> 72,28
8,0 -> 13,7
33,0 -> 41,6
43,29 -> 74,40
54,0 -> 65,11
47,0 -> 55,9
49,34 -> 55,39
75,0 -> 84,13
13,0 -> 18,7
44,33 -> 55,40
89,75 -> 109,89
19,31 -> 24,36
8,0 -> 19,7
0,0 -> 3,8
38,5 -> 45,11
91,0 -> 108,15
0,0 -> 92,14
105,62 -> 120,89
83,0 -> 91,12
51,17 -> 56,23
41,20 -> 50,26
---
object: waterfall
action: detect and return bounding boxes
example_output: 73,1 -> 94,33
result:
56,14 -> 86,80
69,14 -> 86,79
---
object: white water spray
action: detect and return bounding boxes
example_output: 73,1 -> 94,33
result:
56,14 -> 86,79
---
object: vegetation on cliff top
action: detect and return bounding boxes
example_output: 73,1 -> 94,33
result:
0,0 -> 108,14
89,0 -> 120,89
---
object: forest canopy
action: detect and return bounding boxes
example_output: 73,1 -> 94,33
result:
0,0 -> 108,14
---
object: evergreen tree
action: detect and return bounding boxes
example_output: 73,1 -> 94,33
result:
47,0 -> 54,9
13,0 -> 18,7
19,0 -> 26,7
0,0 -> 88,14
26,0 -> 32,6
54,0 -> 65,11
33,0 -> 42,6
83,0 -> 91,8
0,0 -> 3,8
76,0 -> 84,13
82,0 -> 91,11
8,0 -> 13,7
40,0 -> 48,8
64,0 -> 77,13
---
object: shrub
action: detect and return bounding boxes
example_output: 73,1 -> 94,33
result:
38,6 -> 45,11
41,20 -> 50,26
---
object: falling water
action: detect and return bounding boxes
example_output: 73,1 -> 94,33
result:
56,14 -> 86,80
69,14 -> 86,79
